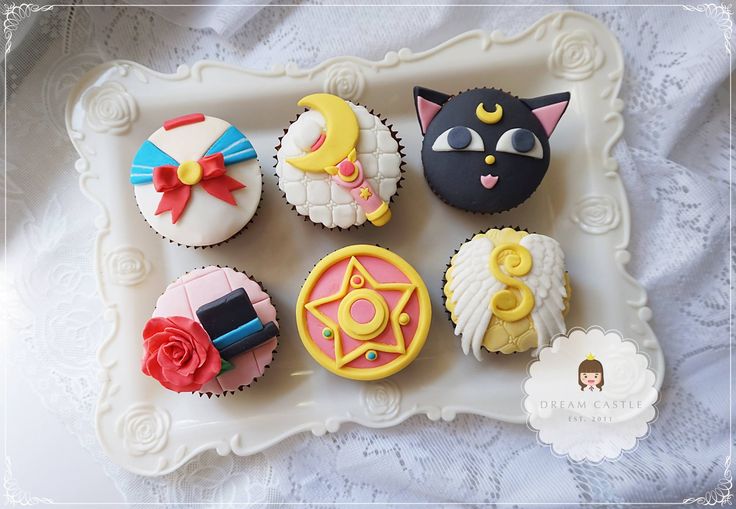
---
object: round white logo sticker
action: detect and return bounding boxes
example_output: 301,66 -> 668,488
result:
523,327 -> 659,462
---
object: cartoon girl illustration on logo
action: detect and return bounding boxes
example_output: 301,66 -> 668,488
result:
578,353 -> 604,392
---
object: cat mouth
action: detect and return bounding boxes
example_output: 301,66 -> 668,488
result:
480,174 -> 499,189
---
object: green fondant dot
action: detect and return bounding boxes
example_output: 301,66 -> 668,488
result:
322,328 -> 333,339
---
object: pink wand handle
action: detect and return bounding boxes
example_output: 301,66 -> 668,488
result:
330,158 -> 392,227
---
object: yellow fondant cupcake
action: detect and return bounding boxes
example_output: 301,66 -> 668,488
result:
296,245 -> 431,380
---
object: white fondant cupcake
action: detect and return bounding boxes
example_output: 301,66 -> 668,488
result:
275,93 -> 403,229
130,113 -> 262,247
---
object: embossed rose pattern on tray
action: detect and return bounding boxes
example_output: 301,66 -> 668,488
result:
116,404 -> 171,457
548,29 -> 605,81
360,380 -> 401,421
105,246 -> 151,286
323,62 -> 365,101
571,195 -> 621,234
81,81 -> 138,134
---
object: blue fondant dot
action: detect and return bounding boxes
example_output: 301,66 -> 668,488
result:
447,127 -> 472,149
511,129 -> 535,153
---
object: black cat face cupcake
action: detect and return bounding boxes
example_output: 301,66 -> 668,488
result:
413,87 -> 570,214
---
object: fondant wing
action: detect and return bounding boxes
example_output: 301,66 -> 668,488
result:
448,235 -> 504,361
519,234 -> 568,352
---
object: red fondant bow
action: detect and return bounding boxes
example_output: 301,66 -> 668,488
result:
152,153 -> 246,224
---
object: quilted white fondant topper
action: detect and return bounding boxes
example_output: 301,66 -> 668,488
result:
275,94 -> 402,229
285,93 -> 392,227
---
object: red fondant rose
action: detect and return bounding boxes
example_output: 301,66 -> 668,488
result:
141,316 -> 221,392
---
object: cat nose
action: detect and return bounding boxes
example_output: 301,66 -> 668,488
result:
484,154 -> 496,165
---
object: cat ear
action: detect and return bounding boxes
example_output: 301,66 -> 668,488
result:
414,86 -> 451,135
521,92 -> 570,137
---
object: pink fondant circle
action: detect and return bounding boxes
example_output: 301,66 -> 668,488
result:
338,160 -> 355,176
351,298 -> 376,324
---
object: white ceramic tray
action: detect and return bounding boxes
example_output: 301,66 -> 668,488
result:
66,11 -> 664,476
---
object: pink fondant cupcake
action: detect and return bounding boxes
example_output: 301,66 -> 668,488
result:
141,266 -> 279,396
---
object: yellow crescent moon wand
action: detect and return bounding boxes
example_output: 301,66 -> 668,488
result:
286,94 -> 391,227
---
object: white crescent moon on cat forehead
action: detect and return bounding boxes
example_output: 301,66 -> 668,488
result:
286,93 -> 359,172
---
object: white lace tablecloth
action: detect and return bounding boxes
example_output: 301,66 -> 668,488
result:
4,2 -> 733,506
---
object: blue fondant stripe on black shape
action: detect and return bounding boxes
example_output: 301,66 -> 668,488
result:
211,317 -> 263,351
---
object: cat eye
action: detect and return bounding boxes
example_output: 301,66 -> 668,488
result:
432,126 -> 485,152
496,128 -> 543,159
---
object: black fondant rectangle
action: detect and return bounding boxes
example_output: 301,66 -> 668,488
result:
195,287 -> 258,340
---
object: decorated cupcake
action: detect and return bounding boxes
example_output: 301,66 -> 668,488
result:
141,266 -> 278,395
130,113 -> 262,247
275,93 -> 403,229
296,245 -> 431,380
413,87 -> 570,213
444,228 -> 570,358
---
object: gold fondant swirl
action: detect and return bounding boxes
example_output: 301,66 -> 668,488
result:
489,243 -> 534,321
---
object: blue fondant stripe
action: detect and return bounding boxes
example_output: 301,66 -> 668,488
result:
206,126 -> 246,155
205,126 -> 257,163
132,140 -> 178,168
130,175 -> 153,185
221,137 -> 247,153
223,148 -> 257,164
130,140 -> 178,186
211,318 -> 263,350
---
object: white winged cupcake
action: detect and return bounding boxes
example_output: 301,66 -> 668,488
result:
444,228 -> 570,359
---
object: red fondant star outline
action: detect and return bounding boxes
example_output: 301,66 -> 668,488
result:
304,257 -> 416,368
